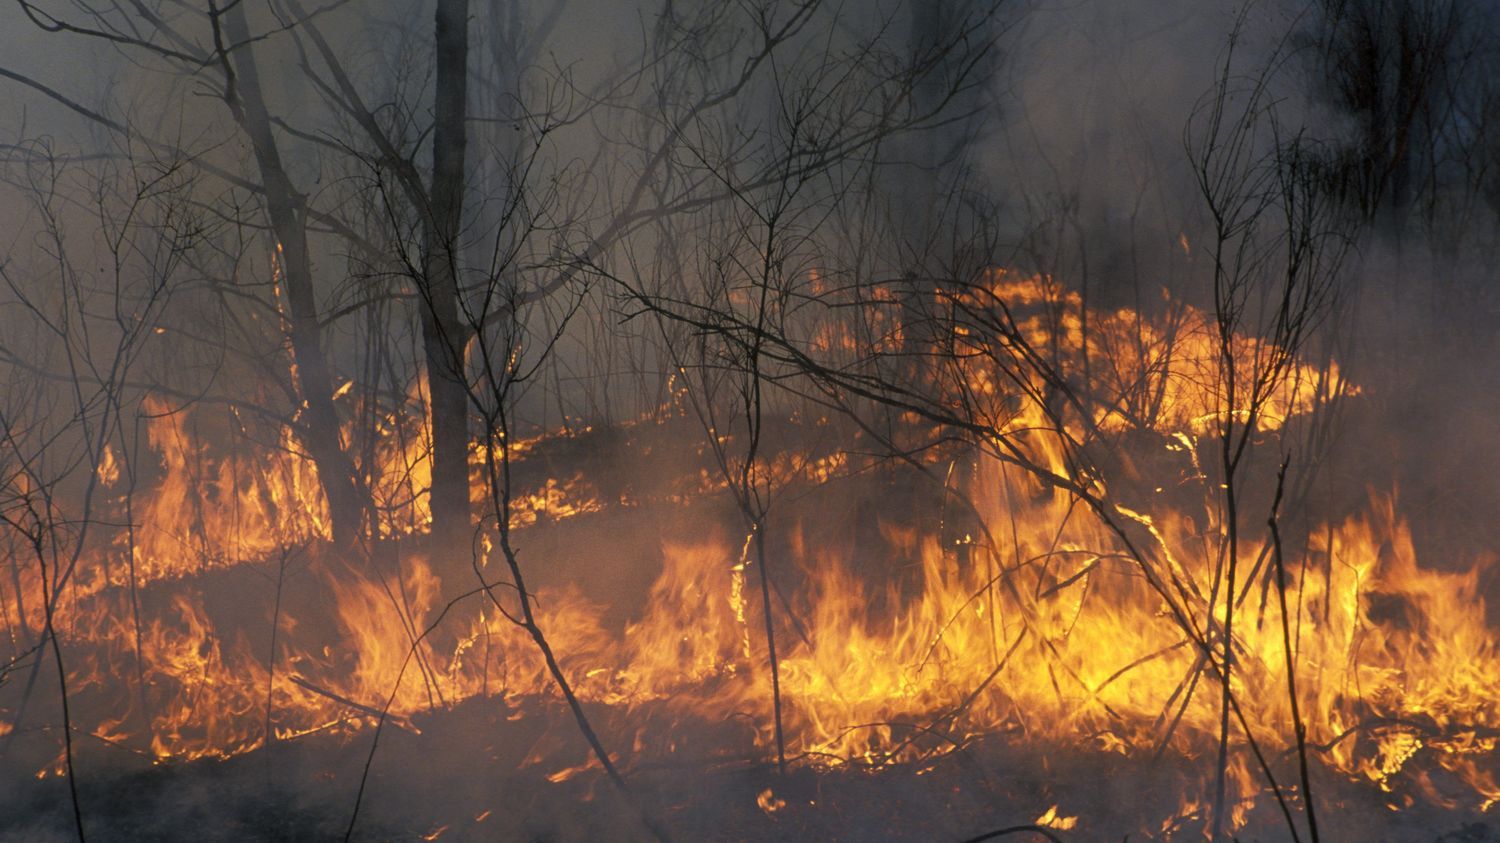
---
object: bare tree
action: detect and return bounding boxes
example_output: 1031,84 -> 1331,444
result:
0,135 -> 197,841
621,17 -> 1354,841
1187,27 -> 1350,837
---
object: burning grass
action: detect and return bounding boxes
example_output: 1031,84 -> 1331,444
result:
1,275 -> 1496,840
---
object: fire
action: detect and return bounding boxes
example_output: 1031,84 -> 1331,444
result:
1035,805 -> 1078,830
756,787 -> 786,815
969,270 -> 1352,436
1,272 -> 1494,838
95,444 -> 119,487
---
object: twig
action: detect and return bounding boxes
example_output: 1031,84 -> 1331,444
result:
957,825 -> 1064,843
287,675 -> 415,730
1269,458 -> 1319,842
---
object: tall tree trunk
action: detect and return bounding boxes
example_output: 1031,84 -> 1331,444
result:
222,4 -> 366,548
422,0 -> 473,559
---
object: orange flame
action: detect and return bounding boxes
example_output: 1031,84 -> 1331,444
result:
2,272 -> 1492,837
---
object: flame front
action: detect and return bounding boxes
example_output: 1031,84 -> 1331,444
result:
1,273 -> 1493,838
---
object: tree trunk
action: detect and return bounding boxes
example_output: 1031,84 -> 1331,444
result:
223,4 -> 365,548
422,0 -> 473,560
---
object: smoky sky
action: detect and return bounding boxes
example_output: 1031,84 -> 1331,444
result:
2,0 -> 1498,441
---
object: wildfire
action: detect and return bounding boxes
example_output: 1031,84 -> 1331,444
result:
1,272 -> 1493,838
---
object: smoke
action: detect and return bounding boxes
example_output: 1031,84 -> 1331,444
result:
1,1 -> 1498,839
978,0 -> 1249,300
974,0 -> 1500,572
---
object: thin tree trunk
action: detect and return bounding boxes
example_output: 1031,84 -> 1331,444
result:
220,3 -> 365,548
421,0 -> 473,560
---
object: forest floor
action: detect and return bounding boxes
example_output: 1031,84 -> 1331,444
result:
2,393 -> 1498,841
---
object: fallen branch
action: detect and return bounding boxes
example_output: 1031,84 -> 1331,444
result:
287,675 -> 416,732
